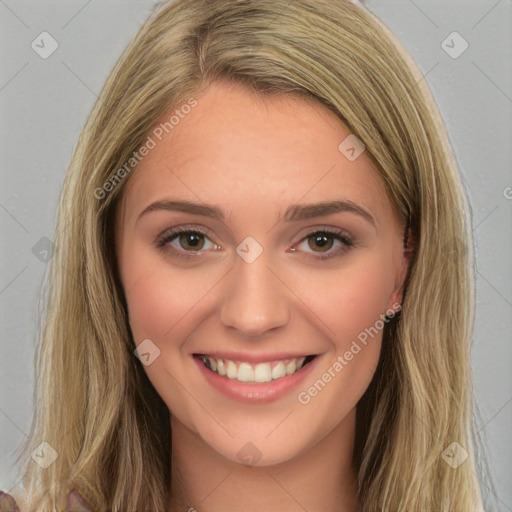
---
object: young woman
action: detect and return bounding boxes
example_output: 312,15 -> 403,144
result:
1,0 -> 485,510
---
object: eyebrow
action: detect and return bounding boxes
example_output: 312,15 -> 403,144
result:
137,199 -> 375,226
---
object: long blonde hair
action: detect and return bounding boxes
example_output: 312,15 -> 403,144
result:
13,0 -> 483,510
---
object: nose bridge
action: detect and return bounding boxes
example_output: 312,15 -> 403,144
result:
219,249 -> 290,338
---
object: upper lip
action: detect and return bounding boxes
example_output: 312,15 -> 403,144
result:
193,351 -> 317,364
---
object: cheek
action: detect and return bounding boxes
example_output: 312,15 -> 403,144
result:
291,256 -> 395,417
126,277 -> 172,342
118,244 -> 216,343
119,250 -> 215,422
339,264 -> 393,334
294,253 -> 396,348
124,273 -> 206,344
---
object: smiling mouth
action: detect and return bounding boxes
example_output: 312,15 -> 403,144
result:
194,354 -> 317,383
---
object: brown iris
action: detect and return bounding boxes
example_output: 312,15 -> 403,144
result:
179,232 -> 205,251
308,232 -> 334,252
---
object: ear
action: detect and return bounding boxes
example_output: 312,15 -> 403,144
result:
387,226 -> 414,310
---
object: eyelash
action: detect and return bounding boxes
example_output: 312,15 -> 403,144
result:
154,226 -> 355,261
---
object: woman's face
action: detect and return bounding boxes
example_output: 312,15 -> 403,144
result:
115,80 -> 408,466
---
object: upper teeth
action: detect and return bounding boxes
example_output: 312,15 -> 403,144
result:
199,355 -> 308,383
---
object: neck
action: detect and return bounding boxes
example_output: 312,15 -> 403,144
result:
168,408 -> 360,512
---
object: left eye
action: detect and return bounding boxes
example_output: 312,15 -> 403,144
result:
294,230 -> 353,257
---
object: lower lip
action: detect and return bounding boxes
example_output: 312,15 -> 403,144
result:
194,355 -> 321,404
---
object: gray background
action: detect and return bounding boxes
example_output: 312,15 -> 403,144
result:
1,1 -> 511,510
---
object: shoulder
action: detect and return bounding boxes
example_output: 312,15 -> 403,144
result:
0,489 -> 93,512
0,491 -> 19,511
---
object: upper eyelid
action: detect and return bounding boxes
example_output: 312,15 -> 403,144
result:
159,224 -> 351,237
156,225 -> 216,241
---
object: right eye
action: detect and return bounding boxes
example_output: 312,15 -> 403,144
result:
155,227 -> 222,259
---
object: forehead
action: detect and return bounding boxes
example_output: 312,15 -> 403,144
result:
118,81 -> 391,226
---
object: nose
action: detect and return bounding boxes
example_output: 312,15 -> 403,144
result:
219,252 -> 291,339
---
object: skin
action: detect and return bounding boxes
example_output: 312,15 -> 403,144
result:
115,80 -> 410,512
